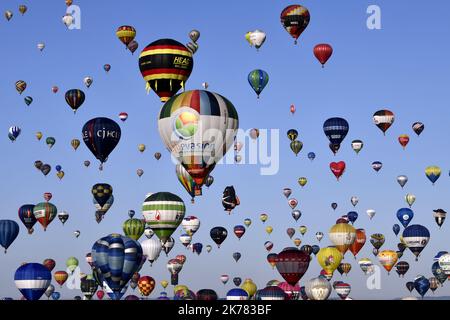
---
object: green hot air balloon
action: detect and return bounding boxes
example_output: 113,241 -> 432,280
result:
46,137 -> 56,148
66,257 -> 79,274
122,218 -> 145,241
142,192 -> 185,244
248,69 -> 269,98
290,140 -> 303,156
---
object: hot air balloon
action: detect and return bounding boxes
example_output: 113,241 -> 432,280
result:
307,152 -> 315,161
42,259 -> 55,272
82,117 -> 121,170
323,117 -> 349,149
395,261 -> 410,277
393,224 -> 400,236
405,194 -> 416,207
372,161 -> 382,172
182,216 -> 200,235
313,44 -> 333,67
81,278 -> 98,300
116,25 -> 136,48
397,208 -> 414,228
349,229 -> 366,258
276,248 -> 310,285
233,252 -> 242,262
71,138 -> 80,151
176,164 -> 200,202
248,69 -> 269,98
83,76 -> 93,89
123,218 -> 145,241
412,122 -> 424,136
398,134 -> 410,149
18,205 -> 36,234
141,238 -> 162,265
280,5 -> 310,44
402,225 -> 430,261
33,202 -> 57,231
233,225 -> 246,240
142,192 -> 185,244
290,140 -> 303,156
15,80 -> 26,94
91,233 -> 143,299
351,140 -> 363,154
162,237 -> 175,256
330,161 -> 346,180
246,30 -> 266,51
210,227 -> 227,248
119,112 -> 128,122
425,166 -> 441,185
414,276 -> 430,299
65,89 -> 85,113
167,259 -> 183,285
329,223 -> 356,255
8,126 -> 21,142
304,277 -> 331,300
298,177 -> 307,187
337,263 -> 352,276
15,263 -> 51,300
66,257 -> 79,274
24,96 -> 33,106
288,198 -> 298,209
317,247 -> 343,277
433,209 -> 446,228
373,110 -> 394,135
158,90 -> 238,189
0,220 -> 19,253
54,271 -> 68,287
397,175 -> 408,188
139,39 -> 193,102
138,276 -> 155,297
377,250 -> 398,274
291,210 -> 301,222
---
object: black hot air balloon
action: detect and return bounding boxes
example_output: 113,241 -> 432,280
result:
82,117 -> 121,170
65,89 -> 85,113
138,39 -> 193,103
18,204 -> 36,234
210,227 -> 227,248
91,184 -> 113,207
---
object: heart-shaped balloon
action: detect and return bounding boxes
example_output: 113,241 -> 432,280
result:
330,161 -> 346,180
57,171 -> 65,180
41,164 -> 51,176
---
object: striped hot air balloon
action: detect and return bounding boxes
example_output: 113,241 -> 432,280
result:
33,202 -> 57,231
116,25 -> 136,48
373,110 -> 395,135
122,218 -> 145,240
138,39 -> 193,102
142,192 -> 185,244
280,5 -> 310,44
14,263 -> 51,300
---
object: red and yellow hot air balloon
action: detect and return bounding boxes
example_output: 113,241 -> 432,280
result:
54,271 -> 68,287
116,25 -> 136,48
280,5 -> 310,44
138,276 -> 156,297
377,250 -> 398,274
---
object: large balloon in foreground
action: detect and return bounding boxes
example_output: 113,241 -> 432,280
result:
82,117 -> 121,170
317,247 -> 343,276
280,5 -> 310,44
91,233 -> 143,298
158,90 -> 238,188
139,39 -> 193,102
14,263 -> 51,301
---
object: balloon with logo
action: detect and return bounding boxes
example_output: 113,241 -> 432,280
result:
323,117 -> 349,151
349,229 -> 366,258
182,216 -> 200,236
351,140 -> 363,154
248,69 -> 269,98
82,117 -> 121,170
373,110 -> 395,135
158,90 -> 238,189
305,277 -> 331,300
433,209 -> 446,228
397,208 -> 414,228
329,223 -> 356,255
91,233 -> 143,299
402,225 -> 430,261
142,192 -> 185,244
33,202 -> 57,231
139,39 -> 193,102
18,204 -> 36,234
330,161 -> 346,180
280,5 -> 310,44
412,122 -> 424,136
317,247 -> 343,277
246,30 -> 266,51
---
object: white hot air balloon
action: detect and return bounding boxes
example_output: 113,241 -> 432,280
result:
305,277 -> 331,300
247,29 -> 266,51
37,43 -> 45,52
141,238 -> 162,265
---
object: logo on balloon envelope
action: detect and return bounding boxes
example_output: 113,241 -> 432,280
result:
173,110 -> 199,139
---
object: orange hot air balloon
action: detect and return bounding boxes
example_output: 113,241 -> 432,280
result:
138,276 -> 155,297
377,250 -> 398,274
54,270 -> 69,287
349,228 -> 366,258
313,44 -> 333,68
398,134 -> 409,149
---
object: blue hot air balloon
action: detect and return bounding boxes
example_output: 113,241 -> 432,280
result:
233,277 -> 242,286
226,288 -> 249,300
392,224 -> 400,236
232,252 -> 241,262
51,292 -> 61,300
311,245 -> 320,256
8,126 -> 21,142
396,208 -> 414,228
14,263 -> 51,300
307,152 -> 316,161
192,242 -> 203,255
414,276 -> 430,299
402,225 -> 430,261
91,233 -> 143,299
55,165 -> 62,172
431,262 -> 447,285
258,286 -> 287,300
347,211 -> 358,225
0,220 -> 20,253
323,117 -> 349,146
248,69 -> 269,98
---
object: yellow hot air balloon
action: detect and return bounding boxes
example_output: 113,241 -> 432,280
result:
160,280 -> 169,289
377,250 -> 398,274
265,226 -> 273,235
260,213 -> 268,223
241,279 -> 257,298
299,226 -> 307,236
138,144 -> 146,153
317,246 -> 343,276
298,177 -> 307,187
36,132 -> 43,141
405,193 -> 416,207
56,171 -> 65,180
293,238 -> 302,247
71,138 -> 80,151
173,284 -> 188,294
329,223 -> 356,254
425,165 -> 441,185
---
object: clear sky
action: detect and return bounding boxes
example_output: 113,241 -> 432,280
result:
1,0 -> 450,300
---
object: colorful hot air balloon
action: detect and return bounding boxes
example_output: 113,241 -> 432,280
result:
246,30 -> 266,50
412,122 -> 424,136
116,25 -> 136,48
176,164 -> 200,202
142,192 -> 185,244
373,110 -> 394,135
122,218 -> 145,241
317,247 -> 343,277
349,229 -> 366,258
280,5 -> 310,44
158,90 -> 238,188
313,44 -> 333,67
18,205 -> 36,234
329,223 -> 356,255
398,134 -> 410,149
397,208 -> 414,228
248,69 -> 269,98
15,263 -> 51,301
33,202 -> 57,231
139,39 -> 193,102
65,89 -> 85,113
54,271 -> 68,287
82,117 -> 121,170
138,276 -> 155,297
425,165 -> 441,185
377,250 -> 398,274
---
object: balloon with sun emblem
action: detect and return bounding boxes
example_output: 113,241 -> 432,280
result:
158,90 -> 239,191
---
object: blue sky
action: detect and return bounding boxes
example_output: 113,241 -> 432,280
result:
1,0 -> 450,299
